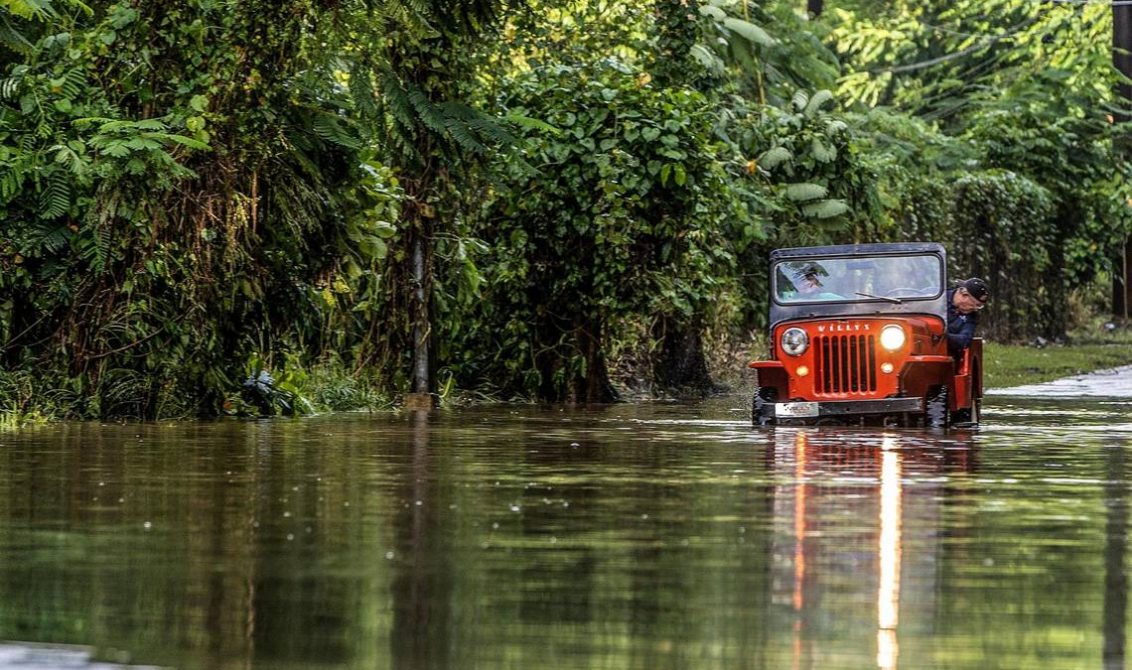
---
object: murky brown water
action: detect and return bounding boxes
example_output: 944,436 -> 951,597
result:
0,393 -> 1129,669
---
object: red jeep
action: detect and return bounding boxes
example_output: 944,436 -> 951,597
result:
749,242 -> 982,428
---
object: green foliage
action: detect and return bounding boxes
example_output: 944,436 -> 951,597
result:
2,0 -> 1131,417
964,85 -> 1132,288
951,170 -> 1055,341
825,0 -> 1130,340
694,0 -> 839,106
829,0 -> 1117,124
0,0 -> 402,418
453,59 -> 747,399
725,88 -> 874,247
355,0 -> 521,395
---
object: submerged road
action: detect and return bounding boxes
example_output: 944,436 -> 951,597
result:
3,372 -> 1132,668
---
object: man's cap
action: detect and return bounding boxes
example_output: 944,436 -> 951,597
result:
960,277 -> 989,302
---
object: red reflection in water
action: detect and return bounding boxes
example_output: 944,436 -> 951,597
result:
774,429 -> 974,670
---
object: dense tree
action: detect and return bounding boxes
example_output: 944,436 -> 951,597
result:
828,0 -> 1132,337
1,0 -> 1129,417
358,0 -> 524,402
458,60 -> 745,401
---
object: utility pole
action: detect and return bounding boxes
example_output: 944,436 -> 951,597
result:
1114,0 -> 1132,320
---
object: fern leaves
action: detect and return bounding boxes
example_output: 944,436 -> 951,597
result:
75,117 -> 209,173
74,223 -> 111,273
311,110 -> 363,149
38,169 -> 69,218
1,67 -> 26,100
376,69 -> 519,165
0,161 -> 26,200
811,135 -> 837,162
2,0 -> 60,22
783,183 -> 849,220
348,60 -> 379,119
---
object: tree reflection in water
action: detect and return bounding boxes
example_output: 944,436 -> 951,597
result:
391,409 -> 452,670
1103,441 -> 1127,670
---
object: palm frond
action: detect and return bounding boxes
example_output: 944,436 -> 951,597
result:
348,59 -> 379,118
810,136 -> 837,163
804,89 -> 834,117
25,217 -> 70,254
802,199 -> 849,219
443,115 -> 485,154
758,146 -> 792,170
0,160 -> 27,200
722,17 -> 776,47
311,110 -> 363,149
791,89 -> 809,113
407,85 -> 448,135
785,182 -> 827,202
0,71 -> 24,100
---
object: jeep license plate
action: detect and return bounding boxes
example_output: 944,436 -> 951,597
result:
776,402 -> 820,418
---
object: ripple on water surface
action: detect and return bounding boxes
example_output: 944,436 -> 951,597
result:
0,394 -> 1127,669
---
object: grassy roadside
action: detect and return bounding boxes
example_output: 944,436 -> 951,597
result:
984,342 -> 1132,388
984,322 -> 1132,388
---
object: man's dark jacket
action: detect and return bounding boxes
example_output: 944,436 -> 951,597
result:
946,288 -> 978,355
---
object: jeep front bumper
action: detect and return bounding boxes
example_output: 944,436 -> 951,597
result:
759,397 -> 925,420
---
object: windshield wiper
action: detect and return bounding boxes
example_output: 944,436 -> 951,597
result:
855,291 -> 902,304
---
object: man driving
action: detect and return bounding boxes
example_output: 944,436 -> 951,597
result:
946,277 -> 989,356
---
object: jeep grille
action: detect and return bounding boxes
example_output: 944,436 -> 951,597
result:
814,334 -> 877,394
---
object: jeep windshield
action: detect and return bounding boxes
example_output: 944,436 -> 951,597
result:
773,254 -> 944,305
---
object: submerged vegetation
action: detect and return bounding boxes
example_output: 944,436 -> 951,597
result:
2,0 -> 1131,419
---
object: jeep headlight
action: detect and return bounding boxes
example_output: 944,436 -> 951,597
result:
781,328 -> 809,356
880,325 -> 906,351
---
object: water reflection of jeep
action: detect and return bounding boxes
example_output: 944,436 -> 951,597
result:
749,242 -> 982,428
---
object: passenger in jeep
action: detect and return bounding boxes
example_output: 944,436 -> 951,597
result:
946,277 -> 988,356
782,266 -> 844,301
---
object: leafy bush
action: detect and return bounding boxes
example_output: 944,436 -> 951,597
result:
455,60 -> 748,400
951,170 -> 1054,341
0,1 -> 396,418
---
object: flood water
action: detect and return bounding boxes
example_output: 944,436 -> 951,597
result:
0,393 -> 1130,669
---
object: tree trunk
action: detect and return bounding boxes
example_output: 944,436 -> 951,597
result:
410,232 -> 430,394
571,318 -> 618,404
1115,240 -> 1132,323
654,316 -> 715,394
1113,2 -> 1132,320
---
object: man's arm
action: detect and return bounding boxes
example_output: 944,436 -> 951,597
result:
947,316 -> 977,351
